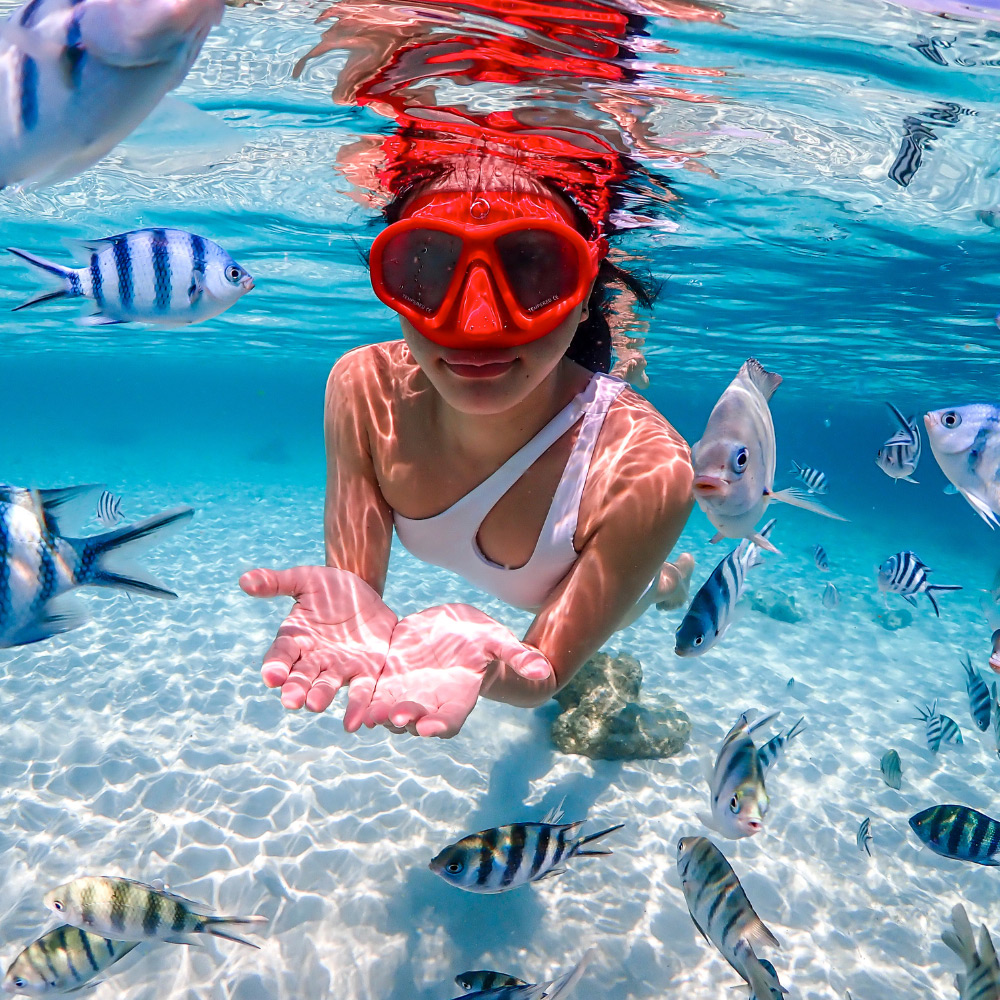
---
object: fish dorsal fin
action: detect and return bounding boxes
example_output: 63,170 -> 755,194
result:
63,237 -> 120,261
541,797 -> 566,826
740,358 -> 782,401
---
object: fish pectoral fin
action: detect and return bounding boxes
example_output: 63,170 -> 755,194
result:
901,593 -> 918,607
188,269 -> 206,304
902,476 -> 919,484
958,487 -> 1000,529
710,531 -> 725,544
0,22 -> 66,63
767,488 -> 848,522
161,934 -> 200,946
943,483 -> 959,495
7,598 -> 88,646
748,531 -> 781,555
744,913 -> 782,950
78,313 -> 125,327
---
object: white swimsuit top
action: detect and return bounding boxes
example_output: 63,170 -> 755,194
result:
393,372 -> 628,611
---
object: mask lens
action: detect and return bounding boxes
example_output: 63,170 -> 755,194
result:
380,229 -> 463,313
495,230 -> 581,314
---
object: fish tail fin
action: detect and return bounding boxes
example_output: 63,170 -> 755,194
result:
735,941 -> 784,996
7,247 -> 79,310
198,914 -> 268,950
538,950 -> 594,1000
942,905 -> 977,967
741,358 -> 782,400
572,823 -> 624,856
785,716 -> 806,743
926,584 -> 961,617
69,506 -> 194,596
768,488 -> 848,522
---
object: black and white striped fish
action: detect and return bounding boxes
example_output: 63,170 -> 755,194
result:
942,904 -> 1000,1000
813,544 -> 829,572
95,490 -> 122,528
429,816 -> 623,893
676,837 -> 783,1000
43,876 -> 266,947
448,953 -> 592,1000
993,683 -> 1000,761
8,228 -> 253,327
0,0 -> 224,189
880,749 -> 902,790
910,805 -> 1000,866
456,972 -> 528,993
756,717 -> 806,776
888,103 -> 973,188
675,519 -> 775,657
876,403 -> 921,483
915,701 -> 963,752
790,462 -> 828,494
822,582 -> 839,608
877,550 -> 962,617
963,654 -> 992,732
2,925 -> 139,995
857,817 -> 873,857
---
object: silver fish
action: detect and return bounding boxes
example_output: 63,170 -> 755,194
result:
963,654 -> 992,732
942,904 -> 1000,1000
95,489 -> 122,528
455,972 -> 528,993
2,925 -> 139,995
43,876 -> 266,948
447,953 -> 592,1000
676,836 -> 782,1000
876,403 -> 921,483
880,749 -> 902,790
925,405 -> 1000,529
756,717 -> 805,776
857,817 -> 873,857
674,519 -> 774,657
0,492 -> 193,647
877,550 -> 961,617
0,0 -> 224,188
790,462 -> 828,494
813,544 -> 829,572
691,358 -> 844,554
710,712 -> 777,839
429,817 -> 623,893
9,228 -> 253,327
822,582 -> 839,608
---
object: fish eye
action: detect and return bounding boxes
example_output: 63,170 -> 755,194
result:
676,839 -> 684,854
225,265 -> 242,283
460,982 -> 471,991
729,794 -> 740,813
731,446 -> 749,474
942,411 -> 961,428
446,861 -> 464,874
52,900 -> 63,911
694,636 -> 703,646
13,979 -> 24,989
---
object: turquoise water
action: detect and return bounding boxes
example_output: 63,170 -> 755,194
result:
2,1 -> 1000,999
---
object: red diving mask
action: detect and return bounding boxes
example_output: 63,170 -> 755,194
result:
369,188 -> 607,349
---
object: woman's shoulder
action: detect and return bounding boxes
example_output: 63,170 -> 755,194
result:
328,340 -> 412,387
603,378 -> 690,459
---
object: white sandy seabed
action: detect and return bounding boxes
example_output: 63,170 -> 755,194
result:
0,477 -> 998,1000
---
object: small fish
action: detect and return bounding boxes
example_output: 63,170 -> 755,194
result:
876,403 -> 921,483
429,816 -> 623,893
790,462 -> 828,494
888,103 -> 969,188
909,805 -> 1000,866
710,712 -> 776,839
909,35 -> 951,66
756,717 -> 806,776
981,598 -> 1000,674
675,520 -> 775,656
915,701 -> 963,752
963,654 -> 992,731
2,925 -> 139,995
0,0 -> 225,189
857,817 -> 873,856
877,550 -> 962,617
0,490 -> 193,647
43,876 -> 267,947
691,358 -> 844,554
925,405 -> 1000,530
447,953 -> 592,1000
676,837 -> 782,1000
455,973 -> 529,993
942,904 -> 1000,1000
749,959 -> 785,1000
9,229 -> 253,327
880,749 -> 902,790
813,544 -> 829,572
993,683 -> 1000,759
822,582 -> 840,608
95,490 -> 123,528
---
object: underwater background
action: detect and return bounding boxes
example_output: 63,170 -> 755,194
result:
1,0 -> 1000,998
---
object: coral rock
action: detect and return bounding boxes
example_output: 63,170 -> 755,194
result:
749,587 -> 804,624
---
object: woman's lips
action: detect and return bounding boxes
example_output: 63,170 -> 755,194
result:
442,355 -> 516,379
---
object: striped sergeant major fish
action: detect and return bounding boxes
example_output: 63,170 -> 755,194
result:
822,582 -> 839,609
909,804 -> 1000,866
877,550 -> 962,617
914,701 -> 963,752
880,749 -> 902,790
0,489 -> 193,647
676,837 -> 784,1000
876,403 -> 921,483
0,0 -> 224,190
813,544 -> 829,572
962,654 -> 992,732
710,711 -> 777,839
790,462 -> 828,495
95,489 -> 122,528
456,972 -> 528,993
756,717 -> 805,776
447,952 -> 593,1000
43,876 -> 267,947
8,228 -> 253,327
943,904 -> 1000,1000
429,816 -> 623,894
674,519 -> 775,657
888,103 -> 973,188
2,925 -> 139,995
857,817 -> 873,857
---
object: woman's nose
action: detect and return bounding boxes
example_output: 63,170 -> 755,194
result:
455,265 -> 505,337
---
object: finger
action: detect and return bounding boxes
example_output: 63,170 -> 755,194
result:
304,675 -> 342,714
343,676 -> 377,732
260,635 -> 302,688
500,643 -> 553,681
384,722 -> 408,735
239,567 -> 306,599
388,700 -> 427,730
415,701 -> 470,739
365,695 -> 395,728
280,657 -> 323,710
